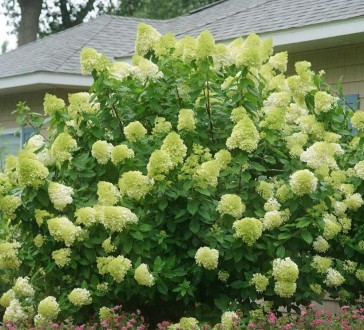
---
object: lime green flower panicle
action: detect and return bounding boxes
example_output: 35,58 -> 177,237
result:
3,299 -> 28,323
0,289 -> 15,308
226,115 -> 260,153
216,194 -> 245,219
195,30 -> 215,59
154,32 -> 176,58
233,217 -> 263,246
311,256 -> 332,274
324,268 -> 345,287
236,33 -> 263,68
52,248 -> 72,267
0,242 -> 21,270
43,93 -> 65,115
107,255 -> 132,283
351,110 -> 364,130
99,206 -> 138,232
230,106 -> 247,123
195,246 -> 219,270
193,159 -> 221,189
80,47 -> 109,75
152,117 -> 172,136
0,195 -> 21,220
50,132 -> 77,163
37,296 -> 60,320
250,273 -> 269,293
134,263 -> 155,286
256,181 -> 274,200
274,281 -> 297,298
214,149 -> 231,170
12,276 -> 34,297
111,144 -> 134,165
118,171 -> 153,200
135,23 -> 161,56
269,51 -> 288,72
263,210 -> 283,230
48,182 -> 74,210
177,109 -> 196,131
47,216 -> 81,246
161,132 -> 187,168
68,92 -> 99,116
175,36 -> 197,63
289,169 -> 318,196
272,257 -> 299,282
132,56 -> 163,81
314,91 -> 338,114
147,149 -> 173,180
123,121 -> 147,142
272,257 -> 299,298
108,61 -> 138,80
91,140 -> 113,164
213,43 -> 234,70
179,317 -> 199,330
33,234 -> 44,248
68,288 -> 92,306
313,236 -> 330,253
97,181 -> 120,206
16,151 -> 49,188
344,193 -> 363,211
102,237 -> 116,253
75,207 -> 96,227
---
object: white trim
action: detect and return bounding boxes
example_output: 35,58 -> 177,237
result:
0,127 -> 18,135
265,17 -> 364,46
0,72 -> 93,92
224,16 -> 364,46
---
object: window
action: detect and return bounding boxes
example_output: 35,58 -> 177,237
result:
0,127 -> 36,167
344,94 -> 360,111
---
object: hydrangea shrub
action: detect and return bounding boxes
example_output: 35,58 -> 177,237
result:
1,23 -> 364,325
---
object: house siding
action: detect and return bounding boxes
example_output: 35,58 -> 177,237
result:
0,88 -> 86,129
289,42 -> 364,108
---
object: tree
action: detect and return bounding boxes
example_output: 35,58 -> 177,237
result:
116,0 -> 221,19
2,0 -> 220,46
2,0 -> 112,46
17,0 -> 43,46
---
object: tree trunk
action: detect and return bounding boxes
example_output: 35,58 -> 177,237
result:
17,0 -> 43,46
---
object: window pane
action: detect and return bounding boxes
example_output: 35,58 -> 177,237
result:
0,132 -> 20,168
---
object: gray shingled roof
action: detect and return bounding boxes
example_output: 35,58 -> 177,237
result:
1,0 -> 364,79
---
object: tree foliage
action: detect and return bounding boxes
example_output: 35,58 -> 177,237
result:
1,24 -> 364,327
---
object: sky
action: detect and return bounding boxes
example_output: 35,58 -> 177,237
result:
0,7 -> 17,52
0,0 -> 118,53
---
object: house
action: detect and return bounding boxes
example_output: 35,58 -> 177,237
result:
0,0 -> 364,158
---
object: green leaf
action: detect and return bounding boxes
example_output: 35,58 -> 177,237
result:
91,274 -> 99,287
189,219 -> 200,234
278,232 -> 292,240
157,279 -> 168,295
131,231 -> 144,241
84,249 -> 96,262
187,199 -> 199,215
301,230 -> 313,244
37,189 -> 49,207
123,239 -> 133,254
276,245 -> 285,258
250,162 -> 266,172
296,218 -> 311,228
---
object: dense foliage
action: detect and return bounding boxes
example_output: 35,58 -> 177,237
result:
1,23 -> 364,327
